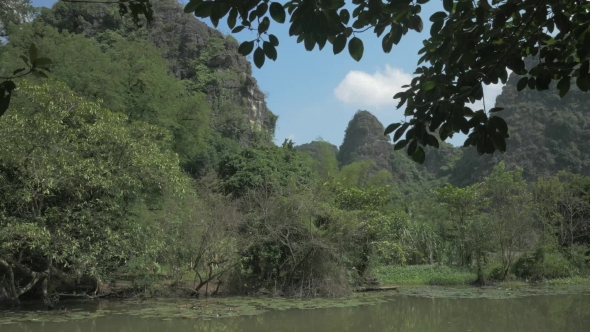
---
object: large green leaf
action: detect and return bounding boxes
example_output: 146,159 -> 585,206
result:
183,0 -> 202,13
411,146 -> 426,164
422,81 -> 436,91
516,77 -> 528,91
227,8 -> 238,29
429,11 -> 447,22
348,37 -> 364,61
557,76 -> 570,98
576,77 -> 590,92
263,41 -> 278,60
489,116 -> 508,134
238,41 -> 255,56
258,17 -> 271,34
29,44 -> 38,62
333,34 -> 347,54
269,34 -> 280,47
253,47 -> 266,68
339,9 -> 350,24
269,2 -> 286,23
304,33 -> 316,51
32,57 -> 52,68
394,139 -> 409,150
443,0 -> 453,12
394,123 -> 409,142
384,123 -> 401,136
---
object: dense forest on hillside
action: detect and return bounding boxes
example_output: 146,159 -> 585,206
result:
1,0 -> 589,307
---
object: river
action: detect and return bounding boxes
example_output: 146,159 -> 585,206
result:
1,286 -> 589,331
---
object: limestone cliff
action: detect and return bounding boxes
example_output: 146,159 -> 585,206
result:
338,110 -> 393,171
40,0 -> 276,144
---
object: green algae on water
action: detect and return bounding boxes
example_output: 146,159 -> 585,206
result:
0,291 -> 397,325
396,284 -> 590,299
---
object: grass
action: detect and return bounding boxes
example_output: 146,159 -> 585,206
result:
372,264 -> 590,287
372,264 -> 476,286
538,276 -> 590,285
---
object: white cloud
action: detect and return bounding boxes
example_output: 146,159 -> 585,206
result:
287,134 -> 296,141
334,65 -> 512,113
334,65 -> 413,110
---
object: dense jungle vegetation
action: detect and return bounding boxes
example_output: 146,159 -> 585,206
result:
1,0 -> 589,308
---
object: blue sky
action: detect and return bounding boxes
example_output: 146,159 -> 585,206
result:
32,0 -> 508,148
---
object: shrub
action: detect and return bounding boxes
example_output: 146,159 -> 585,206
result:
372,264 -> 474,285
486,262 -> 505,280
563,244 -> 590,273
513,248 -> 574,280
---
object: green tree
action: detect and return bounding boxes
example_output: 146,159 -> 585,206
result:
481,162 -> 535,280
437,182 -> 490,284
297,139 -> 339,180
182,0 -> 590,162
0,80 -> 189,306
154,186 -> 241,296
535,172 -> 590,247
218,144 -> 312,197
336,159 -> 385,188
0,0 -> 35,37
1,23 -> 186,122
1,22 -> 235,176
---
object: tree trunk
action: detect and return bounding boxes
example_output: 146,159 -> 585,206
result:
474,251 -> 486,286
502,254 -> 512,281
212,279 -> 222,295
41,277 -> 54,310
0,259 -> 20,307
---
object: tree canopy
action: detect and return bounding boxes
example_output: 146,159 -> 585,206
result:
1,1 -> 590,305
0,0 -> 36,37
179,0 -> 590,163
4,0 -> 590,164
0,79 -> 189,305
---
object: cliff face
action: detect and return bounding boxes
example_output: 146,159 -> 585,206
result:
145,0 -> 276,139
40,0 -> 275,143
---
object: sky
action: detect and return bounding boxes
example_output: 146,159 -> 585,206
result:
31,0 -> 509,148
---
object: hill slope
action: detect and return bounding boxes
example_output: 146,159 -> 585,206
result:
38,0 -> 276,144
449,72 -> 590,186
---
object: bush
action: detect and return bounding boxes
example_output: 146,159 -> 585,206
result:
513,249 -> 575,280
485,262 -> 505,280
563,244 -> 590,273
225,34 -> 239,45
372,265 -> 475,285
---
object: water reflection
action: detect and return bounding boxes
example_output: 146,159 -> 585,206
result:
3,294 -> 590,332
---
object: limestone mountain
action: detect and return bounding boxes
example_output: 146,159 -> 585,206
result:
449,71 -> 590,187
0,0 -> 281,178
335,110 -> 448,188
338,110 -> 393,171
38,0 -> 276,144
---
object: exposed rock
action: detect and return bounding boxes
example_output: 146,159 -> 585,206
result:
39,0 -> 275,145
207,54 -> 233,68
338,110 -> 393,171
147,0 -> 275,143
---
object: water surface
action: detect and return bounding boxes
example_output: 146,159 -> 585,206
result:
2,288 -> 589,331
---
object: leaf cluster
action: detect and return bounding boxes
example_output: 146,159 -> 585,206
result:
181,0 -> 590,162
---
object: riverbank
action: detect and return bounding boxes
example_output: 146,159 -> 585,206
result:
2,283 -> 590,326
3,264 -> 589,311
371,264 -> 590,287
77,264 -> 590,300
